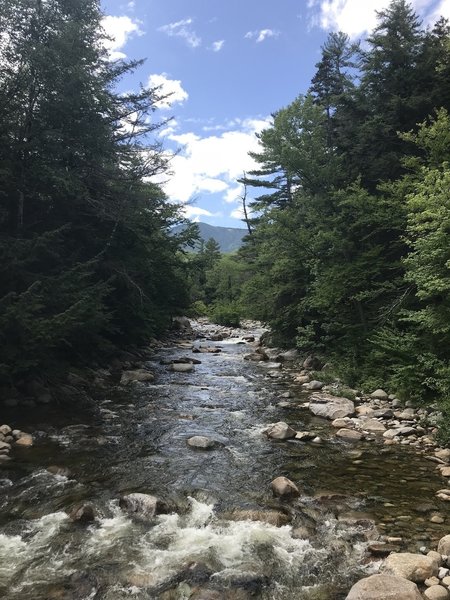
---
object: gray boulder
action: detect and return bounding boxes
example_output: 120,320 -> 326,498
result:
119,493 -> 170,520
271,476 -> 300,499
309,393 -> 355,420
120,369 -> 154,384
346,574 -> 422,599
382,552 -> 438,582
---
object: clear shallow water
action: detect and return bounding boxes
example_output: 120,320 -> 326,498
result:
0,325 -> 448,599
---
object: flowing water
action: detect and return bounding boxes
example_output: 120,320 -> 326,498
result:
0,323 -> 448,599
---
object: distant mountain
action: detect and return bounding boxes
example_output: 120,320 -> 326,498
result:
173,222 -> 248,253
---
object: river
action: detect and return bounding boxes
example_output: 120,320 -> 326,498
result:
0,321 -> 448,599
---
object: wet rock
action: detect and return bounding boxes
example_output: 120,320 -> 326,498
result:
382,552 -> 438,582
0,425 -> 12,436
68,503 -> 96,523
223,509 -> 291,526
264,422 -> 296,440
168,363 -> 195,373
346,574 -> 422,600
424,586 -> 450,600
309,393 -> 355,420
438,535 -> 450,555
271,476 -> 300,499
439,466 -> 450,477
336,428 -> 363,441
431,514 -> 445,524
294,375 -> 310,384
120,369 -> 155,384
187,436 -> 217,450
368,543 -> 397,557
172,316 -> 192,331
243,352 -> 267,362
370,389 -> 389,400
295,431 -> 316,441
303,355 -> 323,370
47,465 -> 71,477
14,434 -> 33,447
119,492 -> 170,520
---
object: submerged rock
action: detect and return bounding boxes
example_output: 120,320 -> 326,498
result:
223,509 -> 291,527
346,574 -> 422,599
120,369 -> 154,384
68,503 -> 96,523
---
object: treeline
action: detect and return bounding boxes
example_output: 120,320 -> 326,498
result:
0,0 -> 193,386
235,1 -> 450,406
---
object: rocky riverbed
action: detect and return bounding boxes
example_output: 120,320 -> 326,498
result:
1,319 -> 450,599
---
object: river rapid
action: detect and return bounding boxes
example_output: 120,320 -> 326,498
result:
0,321 -> 448,600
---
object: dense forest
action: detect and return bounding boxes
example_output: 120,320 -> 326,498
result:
0,0 -> 196,386
1,0 -> 449,422
227,1 -> 450,416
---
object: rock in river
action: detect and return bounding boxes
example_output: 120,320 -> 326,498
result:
265,422 -> 297,440
336,428 -> 363,442
119,493 -> 170,520
168,363 -> 195,373
382,552 -> 439,583
346,574 -> 422,600
271,476 -> 300,499
187,436 -> 217,449
309,393 -> 355,420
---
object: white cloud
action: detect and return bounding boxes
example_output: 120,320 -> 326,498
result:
230,206 -> 246,220
159,18 -> 201,48
101,15 -> 142,60
245,29 -> 280,43
212,40 -> 225,52
162,117 -> 271,205
182,206 -> 215,220
147,73 -> 189,109
309,0 -> 446,38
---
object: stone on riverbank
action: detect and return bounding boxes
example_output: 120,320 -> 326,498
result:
336,428 -> 363,442
382,552 -> 438,582
309,393 -> 355,420
120,369 -> 154,385
424,586 -> 450,600
271,476 -> 300,499
438,534 -> 450,555
14,434 -> 33,447
265,422 -> 297,440
370,389 -> 389,400
346,574 -> 422,600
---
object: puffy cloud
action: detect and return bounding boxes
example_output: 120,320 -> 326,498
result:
162,118 -> 271,204
159,18 -> 201,48
212,40 -> 225,52
147,73 -> 189,109
309,0 -> 442,38
182,206 -> 217,220
245,29 -> 280,43
429,0 -> 450,21
101,15 -> 142,60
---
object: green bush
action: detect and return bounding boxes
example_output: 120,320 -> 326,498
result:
188,300 -> 209,317
210,304 -> 241,327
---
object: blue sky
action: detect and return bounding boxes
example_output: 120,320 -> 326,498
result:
101,0 -> 450,227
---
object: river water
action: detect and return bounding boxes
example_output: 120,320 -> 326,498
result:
0,322 -> 448,599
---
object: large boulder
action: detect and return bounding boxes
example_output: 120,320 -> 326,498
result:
223,509 -> 291,527
265,422 -> 297,440
119,493 -> 170,520
309,393 -> 355,420
424,587 -> 450,600
382,552 -> 438,583
172,316 -> 192,331
346,574 -> 422,600
271,476 -> 300,499
303,355 -> 323,370
168,363 -> 194,373
370,389 -> 389,400
336,428 -> 363,442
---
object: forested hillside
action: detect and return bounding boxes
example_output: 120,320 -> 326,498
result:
235,0 -> 450,411
0,0 -> 194,385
